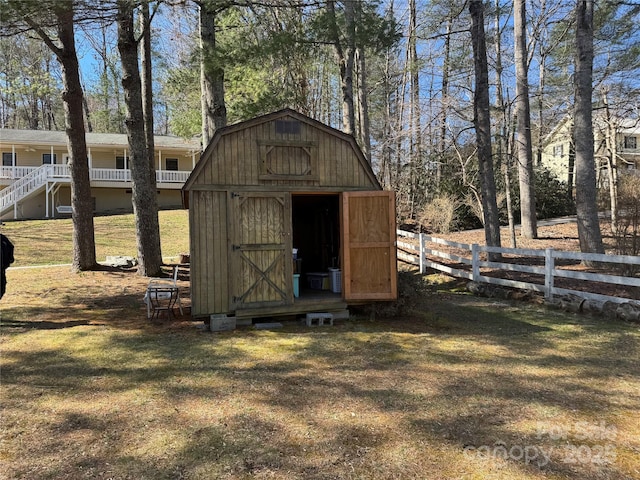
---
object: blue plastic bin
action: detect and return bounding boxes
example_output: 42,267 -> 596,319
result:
293,274 -> 300,297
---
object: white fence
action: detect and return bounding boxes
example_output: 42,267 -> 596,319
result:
397,229 -> 640,306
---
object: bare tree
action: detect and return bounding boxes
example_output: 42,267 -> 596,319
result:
408,0 -> 422,217
599,87 -> 619,232
574,0 -> 604,254
438,16 -> 453,188
197,0 -> 227,146
139,0 -> 158,187
325,0 -> 356,135
355,45 -> 372,162
116,0 -> 163,276
6,0 -> 97,271
514,0 -> 537,239
469,0 -> 501,253
493,0 -> 516,247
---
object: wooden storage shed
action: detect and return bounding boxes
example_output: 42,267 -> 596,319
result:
182,109 -> 397,321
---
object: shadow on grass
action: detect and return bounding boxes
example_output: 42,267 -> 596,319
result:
3,318 -> 638,479
0,295 -> 147,331
2,268 -> 639,479
0,318 -> 99,329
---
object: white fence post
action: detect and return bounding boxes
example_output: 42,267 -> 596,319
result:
545,248 -> 554,301
419,233 -> 425,274
472,244 -> 480,282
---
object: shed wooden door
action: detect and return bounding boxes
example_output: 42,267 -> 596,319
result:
230,192 -> 293,310
342,191 -> 397,301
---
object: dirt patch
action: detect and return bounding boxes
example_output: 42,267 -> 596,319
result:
433,219 -> 614,252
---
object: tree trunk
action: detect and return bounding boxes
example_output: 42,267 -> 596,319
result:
438,17 -> 452,188
567,140 -> 575,198
606,134 -> 618,232
536,47 -> 547,167
574,0 -> 604,254
493,0 -> 515,247
601,89 -> 618,232
503,153 -> 517,248
355,46 -> 371,163
470,0 -> 501,255
409,0 -> 421,217
139,1 -> 157,187
117,0 -> 162,277
55,2 -> 97,272
82,93 -> 93,132
380,49 -> 393,188
327,0 -> 355,135
514,0 -> 538,239
199,1 -> 227,146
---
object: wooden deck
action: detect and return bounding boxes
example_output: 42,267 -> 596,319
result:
235,289 -> 347,320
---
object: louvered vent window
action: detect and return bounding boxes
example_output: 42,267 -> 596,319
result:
275,119 -> 301,135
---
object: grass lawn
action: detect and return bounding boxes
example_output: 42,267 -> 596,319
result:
0,213 -> 639,479
0,209 -> 190,267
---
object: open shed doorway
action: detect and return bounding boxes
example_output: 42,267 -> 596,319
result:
292,194 -> 342,299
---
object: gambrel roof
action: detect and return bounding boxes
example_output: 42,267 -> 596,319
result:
183,108 -> 381,191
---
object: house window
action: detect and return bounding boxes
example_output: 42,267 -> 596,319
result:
43,153 -> 57,164
165,158 -> 178,171
623,136 -> 637,150
553,144 -> 564,157
2,152 -> 16,166
116,156 -> 129,169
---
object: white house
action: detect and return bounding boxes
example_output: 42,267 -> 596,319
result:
541,116 -> 640,187
0,129 -> 201,220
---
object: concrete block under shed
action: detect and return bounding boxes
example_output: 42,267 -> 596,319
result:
305,312 -> 334,326
210,314 -> 236,332
330,309 -> 350,320
254,322 -> 283,330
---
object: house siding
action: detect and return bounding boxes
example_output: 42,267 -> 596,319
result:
0,129 -> 200,220
541,117 -> 640,187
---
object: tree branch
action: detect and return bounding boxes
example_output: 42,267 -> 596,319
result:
22,15 -> 63,59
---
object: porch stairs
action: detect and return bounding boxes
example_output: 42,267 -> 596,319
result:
0,164 -> 67,217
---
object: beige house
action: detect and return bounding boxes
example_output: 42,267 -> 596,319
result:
541,116 -> 640,187
0,129 -> 201,220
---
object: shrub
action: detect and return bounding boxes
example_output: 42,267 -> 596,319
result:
419,194 -> 461,234
612,172 -> 640,274
509,167 -> 576,220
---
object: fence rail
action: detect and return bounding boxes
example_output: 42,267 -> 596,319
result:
397,229 -> 640,306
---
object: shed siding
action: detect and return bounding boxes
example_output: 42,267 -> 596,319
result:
192,115 -> 376,189
185,110 -> 387,318
190,190 -> 229,316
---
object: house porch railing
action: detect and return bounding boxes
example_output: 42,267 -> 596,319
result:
0,166 -> 191,184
